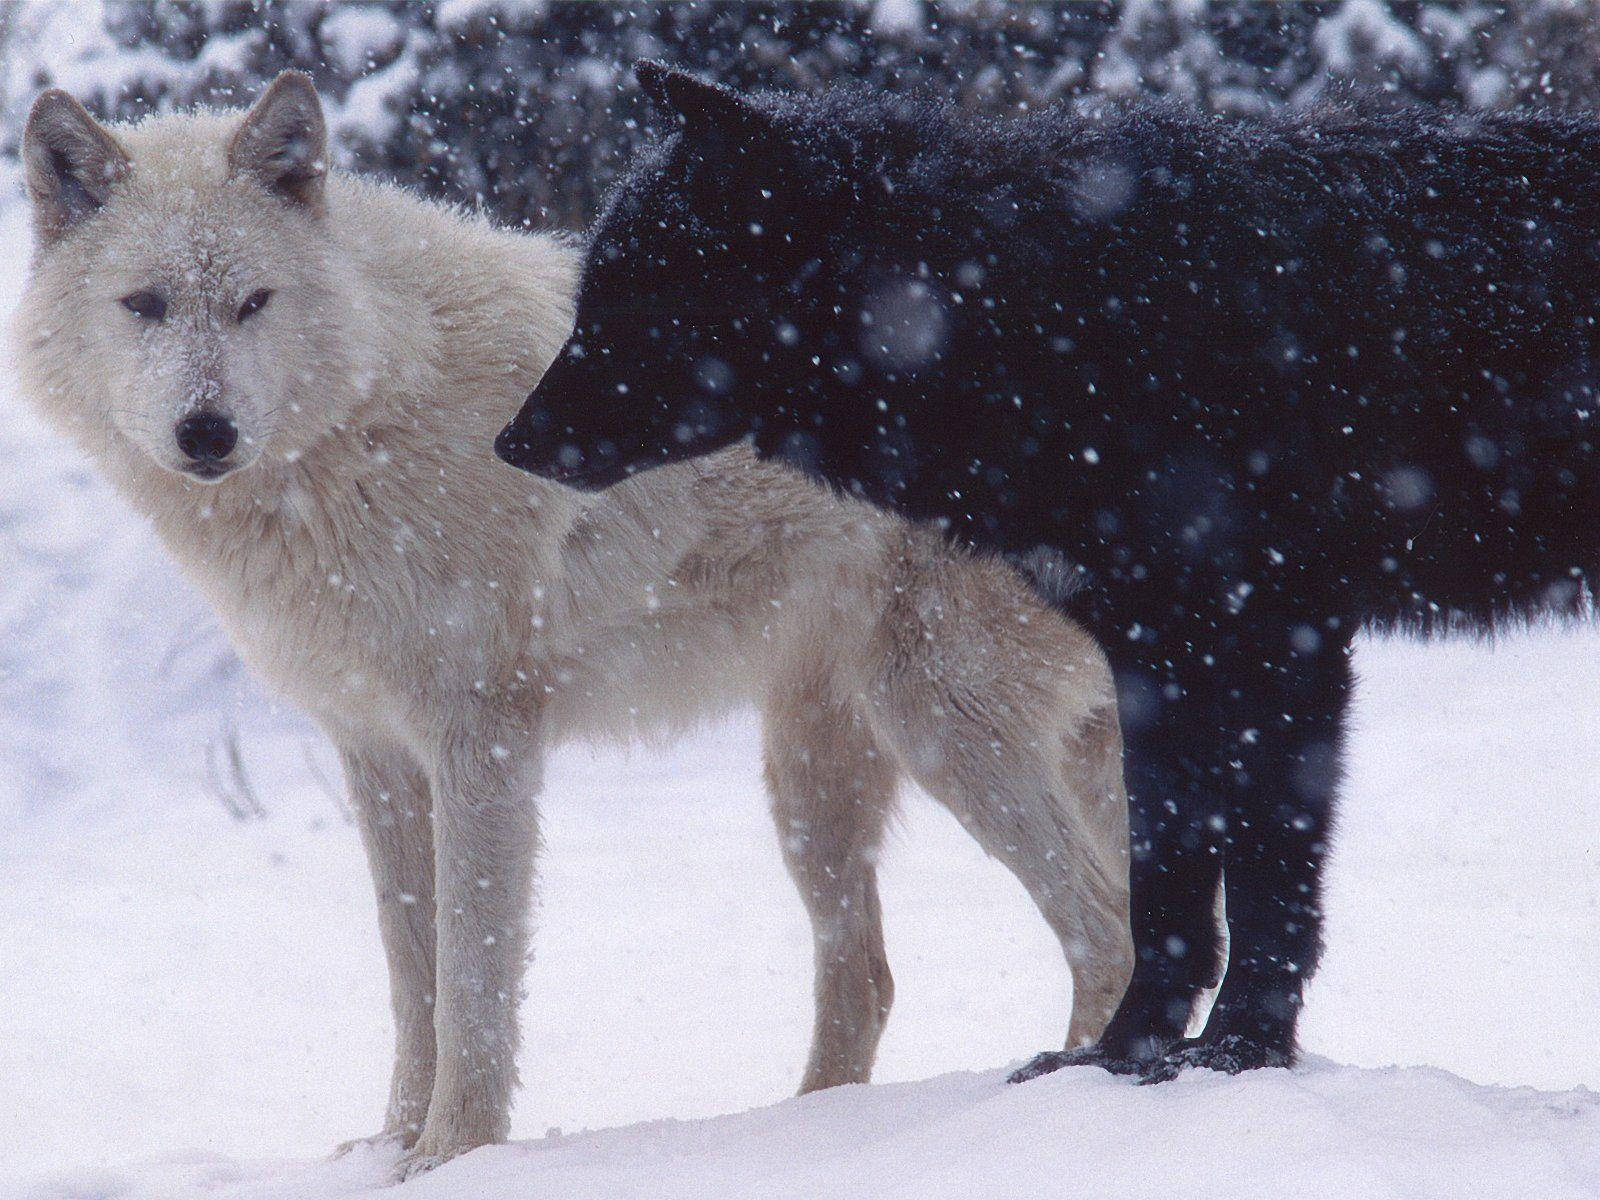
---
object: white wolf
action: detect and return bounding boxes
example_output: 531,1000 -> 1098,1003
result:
14,73 -> 1133,1176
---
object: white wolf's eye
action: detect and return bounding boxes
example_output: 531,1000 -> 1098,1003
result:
237,289 -> 272,323
120,291 -> 166,321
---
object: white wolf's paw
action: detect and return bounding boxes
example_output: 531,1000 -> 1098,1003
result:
393,1131 -> 484,1182
331,1129 -> 410,1160
395,1150 -> 447,1182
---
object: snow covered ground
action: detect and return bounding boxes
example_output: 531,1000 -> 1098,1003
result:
2,187 -> 1599,1199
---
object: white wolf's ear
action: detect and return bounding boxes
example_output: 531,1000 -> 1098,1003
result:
229,71 -> 327,212
22,90 -> 131,245
636,60 -> 764,142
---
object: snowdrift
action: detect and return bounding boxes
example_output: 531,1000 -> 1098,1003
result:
18,1063 -> 1600,1200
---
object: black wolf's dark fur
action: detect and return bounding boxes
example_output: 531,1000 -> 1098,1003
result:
499,65 -> 1600,1079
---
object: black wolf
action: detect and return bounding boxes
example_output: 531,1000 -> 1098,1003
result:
498,63 -> 1600,1081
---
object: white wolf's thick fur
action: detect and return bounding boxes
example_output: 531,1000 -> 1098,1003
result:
14,76 -> 1132,1175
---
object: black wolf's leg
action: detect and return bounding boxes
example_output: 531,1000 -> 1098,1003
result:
1140,639 -> 1350,1083
1011,705 -> 1226,1080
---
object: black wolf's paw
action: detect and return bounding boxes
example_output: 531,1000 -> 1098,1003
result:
1008,1043 -> 1155,1083
1136,1033 -> 1294,1085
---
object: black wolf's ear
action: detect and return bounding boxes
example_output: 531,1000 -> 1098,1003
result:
22,90 -> 131,245
635,61 -> 765,141
229,71 -> 327,211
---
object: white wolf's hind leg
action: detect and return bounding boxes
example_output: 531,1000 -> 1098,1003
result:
336,741 -> 438,1153
1053,704 -> 1135,1049
891,695 -> 1134,1055
763,683 -> 898,1093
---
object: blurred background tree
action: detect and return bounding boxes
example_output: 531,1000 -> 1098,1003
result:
2,0 -> 1596,229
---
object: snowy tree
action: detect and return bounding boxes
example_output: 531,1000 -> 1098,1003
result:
4,1 -> 1598,228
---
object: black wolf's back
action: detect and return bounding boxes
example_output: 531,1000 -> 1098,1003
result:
771,93 -> 1600,629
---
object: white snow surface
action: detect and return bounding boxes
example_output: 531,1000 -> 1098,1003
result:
1,189 -> 1599,1200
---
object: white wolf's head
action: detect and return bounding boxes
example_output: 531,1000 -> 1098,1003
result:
16,73 -> 365,483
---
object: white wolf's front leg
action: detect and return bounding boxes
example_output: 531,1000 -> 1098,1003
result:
334,741 -> 438,1155
400,699 -> 542,1178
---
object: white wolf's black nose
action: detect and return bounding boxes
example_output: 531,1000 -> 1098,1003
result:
175,413 -> 238,462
